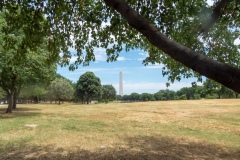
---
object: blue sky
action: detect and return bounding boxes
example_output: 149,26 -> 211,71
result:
58,37 -> 240,95
57,48 -> 203,95
57,0 -> 240,95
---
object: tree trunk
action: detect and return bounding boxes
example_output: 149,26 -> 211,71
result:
6,93 -> 14,113
217,93 -> 221,99
87,98 -> 89,104
34,96 -> 39,104
104,0 -> 240,93
81,97 -> 84,104
12,91 -> 19,109
235,92 -> 239,98
58,100 -> 60,105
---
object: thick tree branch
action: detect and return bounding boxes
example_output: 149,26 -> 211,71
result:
104,0 -> 240,93
200,0 -> 231,34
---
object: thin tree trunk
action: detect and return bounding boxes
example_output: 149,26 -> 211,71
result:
12,91 -> 18,109
235,93 -> 239,98
81,97 -> 84,104
6,93 -> 13,113
104,0 -> 240,93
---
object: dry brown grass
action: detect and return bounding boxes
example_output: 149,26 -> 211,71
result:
0,99 -> 239,159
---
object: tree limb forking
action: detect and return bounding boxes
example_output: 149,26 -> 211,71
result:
103,0 -> 240,93
199,0 -> 231,34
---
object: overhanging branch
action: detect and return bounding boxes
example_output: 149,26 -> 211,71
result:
103,0 -> 240,93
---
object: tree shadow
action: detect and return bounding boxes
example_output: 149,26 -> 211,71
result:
0,106 -> 41,119
0,135 -> 239,160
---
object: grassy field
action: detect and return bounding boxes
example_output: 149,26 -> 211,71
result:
0,99 -> 239,159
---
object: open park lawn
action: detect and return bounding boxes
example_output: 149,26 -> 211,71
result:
0,99 -> 239,159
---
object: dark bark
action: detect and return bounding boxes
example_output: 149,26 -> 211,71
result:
12,91 -> 19,109
6,93 -> 13,113
87,98 -> 90,104
217,93 -> 221,99
104,0 -> 240,93
58,100 -> 60,105
235,92 -> 238,98
33,96 -> 39,103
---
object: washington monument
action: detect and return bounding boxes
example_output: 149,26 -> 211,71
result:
119,70 -> 123,96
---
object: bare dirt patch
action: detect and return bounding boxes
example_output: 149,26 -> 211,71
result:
24,124 -> 38,128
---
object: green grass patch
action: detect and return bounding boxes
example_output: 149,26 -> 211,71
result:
0,100 -> 239,159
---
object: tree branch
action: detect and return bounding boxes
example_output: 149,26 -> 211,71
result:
103,0 -> 240,93
199,0 -> 231,34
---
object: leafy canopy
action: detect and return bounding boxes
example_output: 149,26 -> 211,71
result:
0,11 -> 56,94
102,84 -> 117,102
75,71 -> 102,103
49,77 -> 74,102
0,0 -> 239,84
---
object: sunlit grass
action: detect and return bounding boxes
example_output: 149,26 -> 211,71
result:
0,99 -> 239,159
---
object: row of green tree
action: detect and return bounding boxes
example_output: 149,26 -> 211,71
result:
120,79 -> 239,102
48,72 -> 117,104
1,71 -> 238,109
0,9 -> 117,112
0,72 -> 117,106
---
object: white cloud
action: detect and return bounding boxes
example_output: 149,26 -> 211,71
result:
139,52 -> 147,56
143,64 -> 164,69
138,52 -> 148,58
207,0 -> 214,6
137,58 -> 144,61
101,21 -> 111,28
137,51 -> 149,61
94,47 -> 107,61
69,56 -> 78,63
118,56 -> 129,61
118,57 -> 126,61
68,67 -> 127,75
234,38 -> 240,45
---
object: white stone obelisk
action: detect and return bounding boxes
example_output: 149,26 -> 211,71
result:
119,70 -> 123,96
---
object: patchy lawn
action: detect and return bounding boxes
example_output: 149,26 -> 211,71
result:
0,99 -> 239,159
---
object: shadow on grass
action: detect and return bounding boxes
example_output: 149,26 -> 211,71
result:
0,107 -> 41,118
0,135 -> 239,160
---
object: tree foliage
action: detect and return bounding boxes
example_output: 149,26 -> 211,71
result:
75,72 -> 102,104
0,0 -> 240,92
154,89 -> 175,100
203,79 -> 235,99
19,83 -> 48,103
49,78 -> 74,104
101,85 -> 117,103
0,11 -> 57,113
0,87 -> 6,101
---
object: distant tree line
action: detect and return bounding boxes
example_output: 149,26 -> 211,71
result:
118,79 -> 238,102
0,72 -> 117,106
0,70 -> 238,113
